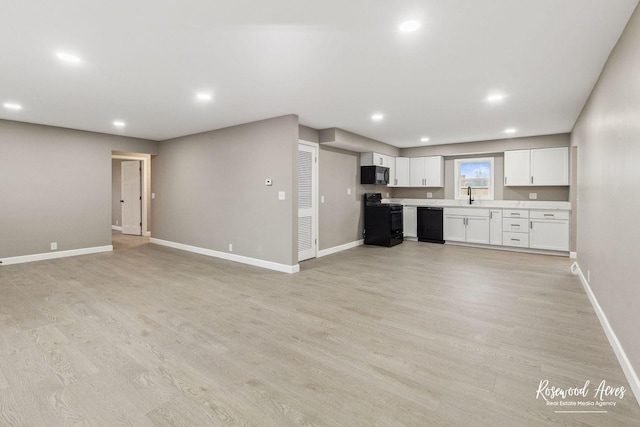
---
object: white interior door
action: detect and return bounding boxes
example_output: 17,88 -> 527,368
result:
121,160 -> 142,235
298,142 -> 318,262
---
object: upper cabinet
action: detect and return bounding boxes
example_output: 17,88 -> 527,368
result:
409,156 -> 444,187
530,147 -> 569,186
504,147 -> 569,186
394,157 -> 410,187
504,150 -> 531,186
361,152 -> 393,168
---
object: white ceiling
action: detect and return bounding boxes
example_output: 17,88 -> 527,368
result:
1,1 -> 637,147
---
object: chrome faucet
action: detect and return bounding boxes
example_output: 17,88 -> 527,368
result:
467,185 -> 474,205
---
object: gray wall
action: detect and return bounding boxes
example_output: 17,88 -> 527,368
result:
318,146 -> 387,250
398,133 -> 571,202
112,159 -> 123,227
0,119 -> 158,259
572,4 -> 640,383
151,115 -> 298,266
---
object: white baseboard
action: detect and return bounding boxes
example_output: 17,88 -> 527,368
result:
318,239 -> 364,258
150,238 -> 299,274
144,231 -> 151,237
111,225 -> 123,231
0,245 -> 113,266
571,261 -> 640,407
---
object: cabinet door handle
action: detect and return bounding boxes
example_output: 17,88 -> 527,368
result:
505,176 -> 507,185
531,176 -> 534,184
544,213 -> 554,217
511,238 -> 520,242
490,212 -> 492,220
530,221 -> 533,229
512,224 -> 520,228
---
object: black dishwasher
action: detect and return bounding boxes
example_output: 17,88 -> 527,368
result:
417,207 -> 444,244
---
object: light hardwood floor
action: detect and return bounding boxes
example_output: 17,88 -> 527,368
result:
0,237 -> 638,426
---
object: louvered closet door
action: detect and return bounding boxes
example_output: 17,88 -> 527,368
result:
298,142 -> 317,262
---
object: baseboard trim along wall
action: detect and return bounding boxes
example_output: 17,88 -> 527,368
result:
571,261 -> 640,407
150,238 -> 300,274
0,245 -> 113,266
318,239 -> 364,258
111,225 -> 123,231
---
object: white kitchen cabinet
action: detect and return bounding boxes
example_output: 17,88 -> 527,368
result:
529,210 -> 570,251
403,206 -> 417,238
502,210 -> 530,248
394,157 -> 410,187
504,147 -> 569,186
410,157 -> 426,187
409,156 -> 444,187
443,215 -> 466,242
443,208 -> 490,244
531,147 -> 569,186
504,150 -> 531,186
361,152 -> 393,168
489,209 -> 502,246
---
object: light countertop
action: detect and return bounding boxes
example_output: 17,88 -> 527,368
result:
384,198 -> 571,211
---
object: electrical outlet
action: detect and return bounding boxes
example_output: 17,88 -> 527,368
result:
347,188 -> 351,196
229,243 -> 233,252
321,196 -> 325,203
50,242 -> 57,251
529,193 -> 538,200
386,192 -> 389,198
427,192 -> 433,198
152,192 -> 156,199
278,191 -> 285,200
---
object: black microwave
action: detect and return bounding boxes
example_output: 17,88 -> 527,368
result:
361,166 -> 389,185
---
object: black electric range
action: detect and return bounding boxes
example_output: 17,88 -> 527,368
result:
363,193 -> 403,247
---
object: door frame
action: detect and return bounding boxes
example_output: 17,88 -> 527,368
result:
112,153 -> 150,237
298,140 -> 319,261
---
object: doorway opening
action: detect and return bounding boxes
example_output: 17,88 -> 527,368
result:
112,152 -> 152,250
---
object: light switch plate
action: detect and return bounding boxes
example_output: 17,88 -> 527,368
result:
427,192 -> 433,198
278,191 -> 285,200
50,242 -> 57,251
321,196 -> 325,203
529,193 -> 537,200
347,188 -> 351,195
152,192 -> 155,199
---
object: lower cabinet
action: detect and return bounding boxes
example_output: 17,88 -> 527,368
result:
403,206 -> 417,238
489,209 -> 502,245
529,210 -> 570,251
443,208 -> 490,244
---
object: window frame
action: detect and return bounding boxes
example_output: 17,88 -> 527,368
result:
454,157 -> 495,201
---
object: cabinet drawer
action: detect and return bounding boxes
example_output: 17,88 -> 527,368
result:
443,208 -> 490,217
530,210 -> 570,220
503,232 -> 530,248
502,209 -> 529,219
502,218 -> 529,231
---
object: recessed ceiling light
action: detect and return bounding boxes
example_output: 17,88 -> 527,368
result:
371,113 -> 384,121
56,52 -> 82,64
421,137 -> 430,142
3,102 -> 23,110
113,120 -> 126,127
399,20 -> 421,33
487,94 -> 506,102
196,92 -> 213,101
505,128 -> 517,134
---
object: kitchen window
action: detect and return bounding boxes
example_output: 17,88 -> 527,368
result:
454,157 -> 494,200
